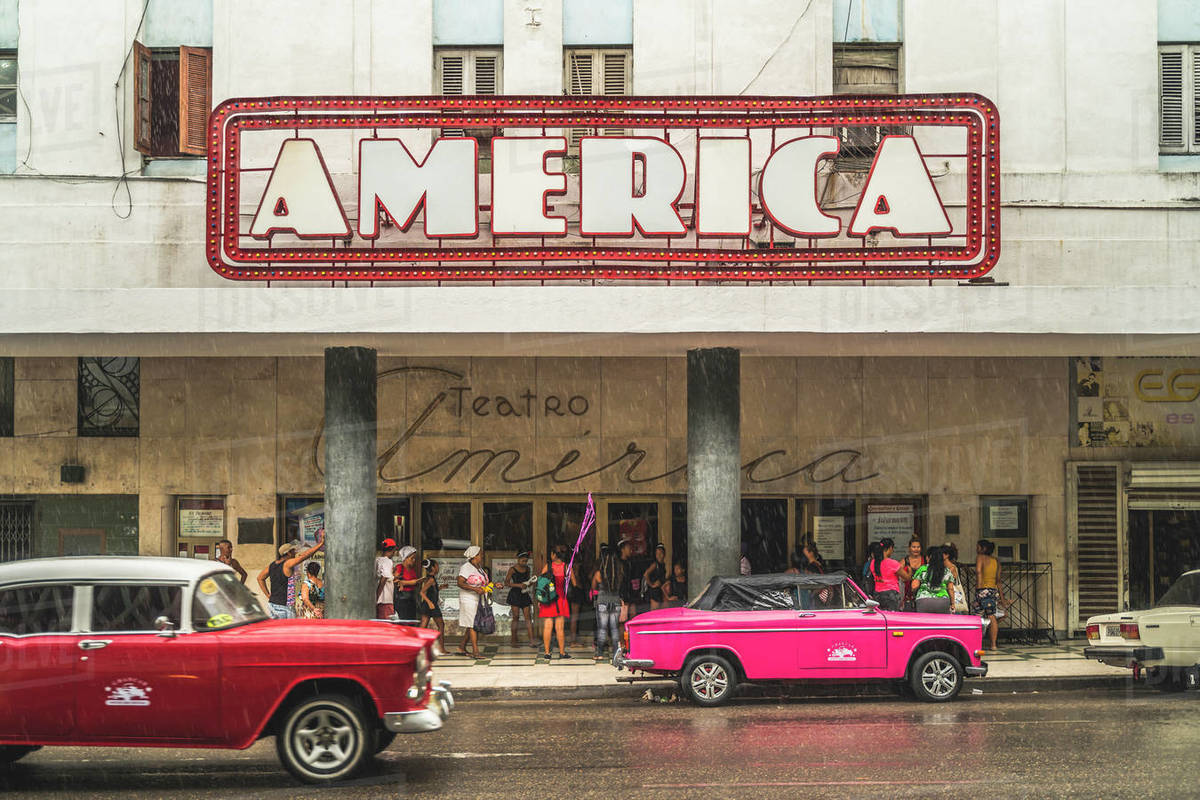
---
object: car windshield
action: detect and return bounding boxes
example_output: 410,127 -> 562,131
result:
192,571 -> 270,631
1156,573 -> 1200,608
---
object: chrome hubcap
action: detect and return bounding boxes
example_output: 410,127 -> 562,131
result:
690,662 -> 729,700
920,658 -> 959,697
293,708 -> 356,769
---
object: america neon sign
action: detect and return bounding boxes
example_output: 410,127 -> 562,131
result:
206,94 -> 999,282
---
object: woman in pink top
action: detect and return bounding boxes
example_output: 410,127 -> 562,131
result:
869,537 -> 902,611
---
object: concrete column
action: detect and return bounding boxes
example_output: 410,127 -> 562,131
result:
323,347 -> 378,620
686,347 -> 741,594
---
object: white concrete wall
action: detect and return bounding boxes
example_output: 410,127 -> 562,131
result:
0,0 -> 1198,336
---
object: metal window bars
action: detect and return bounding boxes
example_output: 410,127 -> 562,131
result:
959,561 -> 1057,645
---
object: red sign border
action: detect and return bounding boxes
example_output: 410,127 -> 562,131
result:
206,94 -> 999,282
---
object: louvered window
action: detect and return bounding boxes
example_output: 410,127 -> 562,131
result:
1071,464 -> 1122,630
832,44 -> 903,168
564,48 -> 632,158
1159,45 -> 1200,154
133,44 -> 211,157
435,48 -> 502,160
0,53 -> 16,124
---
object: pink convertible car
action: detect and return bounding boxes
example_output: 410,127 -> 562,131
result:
614,573 -> 987,705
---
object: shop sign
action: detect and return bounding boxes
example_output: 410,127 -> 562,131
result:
179,498 -> 225,538
206,94 -> 999,282
813,516 -> 845,554
866,504 -> 914,543
1073,357 -> 1200,447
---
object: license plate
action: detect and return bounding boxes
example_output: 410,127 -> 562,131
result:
1105,624 -> 1122,638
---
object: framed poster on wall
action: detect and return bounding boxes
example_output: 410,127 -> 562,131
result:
178,497 -> 225,539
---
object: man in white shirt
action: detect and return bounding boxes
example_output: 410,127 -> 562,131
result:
376,538 -> 398,619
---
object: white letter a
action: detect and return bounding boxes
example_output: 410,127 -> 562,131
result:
848,136 -> 951,237
250,139 -> 350,238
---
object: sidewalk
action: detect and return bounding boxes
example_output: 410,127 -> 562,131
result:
434,637 -> 1133,700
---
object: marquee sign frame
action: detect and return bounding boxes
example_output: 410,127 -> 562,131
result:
205,93 -> 1000,282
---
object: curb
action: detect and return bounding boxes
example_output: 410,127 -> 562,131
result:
450,674 -> 1130,702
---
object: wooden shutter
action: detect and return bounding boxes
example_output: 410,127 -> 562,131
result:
566,51 -> 594,95
602,52 -> 629,95
602,52 -> 629,136
438,52 -> 466,138
1192,47 -> 1200,149
133,42 -> 153,154
566,51 -> 599,151
1074,464 -> 1122,627
1160,47 -> 1186,151
178,46 -> 212,156
438,52 -> 465,95
474,54 -> 499,95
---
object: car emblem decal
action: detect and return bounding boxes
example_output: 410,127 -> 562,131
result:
104,678 -> 153,707
826,642 -> 858,662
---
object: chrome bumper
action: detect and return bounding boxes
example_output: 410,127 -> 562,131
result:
612,645 -> 655,671
383,681 -> 455,734
1082,645 -> 1164,664
965,663 -> 988,678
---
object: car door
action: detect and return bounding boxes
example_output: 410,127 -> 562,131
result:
74,582 -> 222,742
0,583 -> 79,739
795,582 -> 887,672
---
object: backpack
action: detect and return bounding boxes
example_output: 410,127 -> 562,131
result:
535,572 -> 557,605
861,562 -> 877,596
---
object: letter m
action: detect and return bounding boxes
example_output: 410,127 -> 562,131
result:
357,138 -> 479,238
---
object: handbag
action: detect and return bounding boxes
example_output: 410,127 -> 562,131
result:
952,583 -> 969,614
473,598 -> 496,634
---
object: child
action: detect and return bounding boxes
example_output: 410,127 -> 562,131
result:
418,558 -> 445,651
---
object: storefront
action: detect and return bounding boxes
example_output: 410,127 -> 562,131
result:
1068,357 -> 1200,632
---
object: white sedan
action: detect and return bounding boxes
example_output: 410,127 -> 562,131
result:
1083,569 -> 1200,691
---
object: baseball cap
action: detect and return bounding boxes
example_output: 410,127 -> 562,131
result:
380,538 -> 397,549
278,542 -> 297,556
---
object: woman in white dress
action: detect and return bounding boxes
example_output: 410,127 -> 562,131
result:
456,545 -> 488,659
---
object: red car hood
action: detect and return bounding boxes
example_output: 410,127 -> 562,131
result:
223,618 -> 439,648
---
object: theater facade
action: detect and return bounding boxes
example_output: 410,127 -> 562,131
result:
4,1 -> 1200,638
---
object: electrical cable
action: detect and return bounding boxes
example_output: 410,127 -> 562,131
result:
736,0 -> 816,95
111,0 -> 154,219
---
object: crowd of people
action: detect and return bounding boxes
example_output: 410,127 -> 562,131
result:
249,527 -> 1009,657
859,536 -> 1011,652
365,537 -> 687,661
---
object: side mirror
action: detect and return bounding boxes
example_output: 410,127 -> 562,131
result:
862,599 -> 880,614
154,616 -> 178,638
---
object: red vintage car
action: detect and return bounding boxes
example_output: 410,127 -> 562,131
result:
615,573 -> 987,704
0,557 -> 453,783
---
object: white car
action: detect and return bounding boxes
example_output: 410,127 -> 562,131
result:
1083,569 -> 1200,691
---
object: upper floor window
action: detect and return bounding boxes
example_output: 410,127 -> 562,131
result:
832,43 -> 902,167
133,44 -> 211,157
78,357 -> 140,438
435,48 -> 501,164
564,48 -> 631,158
0,53 -> 15,124
1159,45 -> 1200,153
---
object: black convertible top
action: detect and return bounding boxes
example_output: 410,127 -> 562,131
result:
689,572 -> 852,611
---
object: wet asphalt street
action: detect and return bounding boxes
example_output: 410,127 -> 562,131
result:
1,688 -> 1196,800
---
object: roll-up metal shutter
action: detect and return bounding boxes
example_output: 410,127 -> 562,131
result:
1071,464 -> 1122,630
1127,463 -> 1200,509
